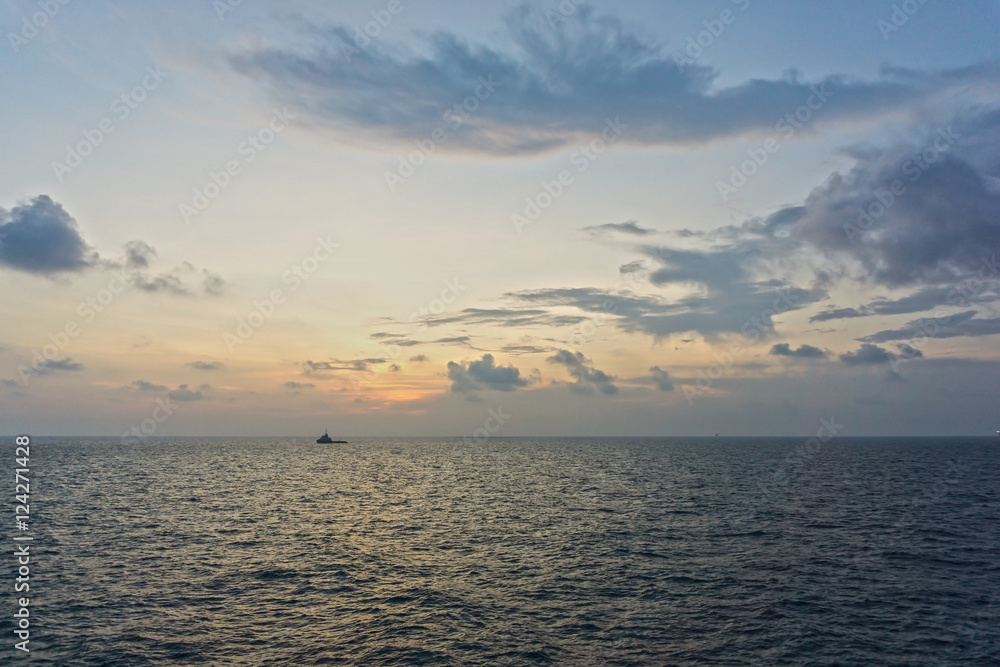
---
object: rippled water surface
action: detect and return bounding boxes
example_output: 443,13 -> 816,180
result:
2,436 -> 998,665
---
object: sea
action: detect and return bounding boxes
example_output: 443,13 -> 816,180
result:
1,436 -> 997,665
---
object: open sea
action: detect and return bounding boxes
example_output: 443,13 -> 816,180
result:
1,436 -> 998,665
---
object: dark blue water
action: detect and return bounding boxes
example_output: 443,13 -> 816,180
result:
2,437 -> 998,665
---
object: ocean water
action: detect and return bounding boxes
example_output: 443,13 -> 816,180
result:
2,436 -> 998,665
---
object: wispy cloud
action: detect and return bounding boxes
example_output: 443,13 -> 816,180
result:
186,361 -> 226,371
228,8 -> 997,155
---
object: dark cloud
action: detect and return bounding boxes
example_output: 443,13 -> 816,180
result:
789,109 -> 1000,287
649,366 -> 674,392
839,343 -> 921,367
123,240 -> 156,268
434,336 -> 473,346
131,380 -> 168,392
811,284 -> 1000,322
409,354 -> 429,363
584,220 -> 654,236
389,364 -> 401,372
619,260 -> 647,275
810,307 -> 866,323
228,8 -> 993,154
510,272 -> 821,342
284,381 -> 315,390
0,195 -> 97,275
447,354 -> 530,397
548,349 -> 618,395
860,310 -> 1000,343
130,273 -> 190,296
305,359 -> 387,373
202,270 -> 227,296
501,344 -> 553,355
31,358 -> 85,375
187,361 -> 226,371
417,308 -> 589,329
167,384 -> 205,401
839,344 -> 894,366
770,343 -> 828,359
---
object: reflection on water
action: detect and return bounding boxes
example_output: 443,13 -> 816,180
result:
3,436 -> 997,665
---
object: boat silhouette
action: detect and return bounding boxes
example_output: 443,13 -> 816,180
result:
317,430 -> 347,444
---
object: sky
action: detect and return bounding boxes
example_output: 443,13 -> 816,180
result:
2,0 -> 1000,437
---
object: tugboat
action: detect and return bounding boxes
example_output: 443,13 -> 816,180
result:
316,430 -> 347,444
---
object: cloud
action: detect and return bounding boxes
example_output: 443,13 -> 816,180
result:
434,336 -> 473,346
415,307 -> 589,330
389,364 -> 401,372
167,384 -> 205,401
131,380 -> 168,392
548,349 -> 618,395
29,358 -> 85,376
770,343 -> 828,359
202,270 -> 228,296
131,268 -> 227,297
409,354 -> 429,363
811,284 -> 1000,322
510,278 -> 821,342
810,307 -> 868,323
649,366 -> 674,392
619,260 -> 647,275
130,273 -> 190,296
284,381 -> 315,390
584,220 -> 654,236
447,354 -> 530,397
304,358 -> 387,373
501,344 -> 553,355
186,361 -> 226,371
123,240 -> 156,268
228,8 -> 996,155
839,343 -> 921,366
120,257 -> 227,298
0,195 -> 97,275
788,108 -> 1000,287
860,310 -> 1000,342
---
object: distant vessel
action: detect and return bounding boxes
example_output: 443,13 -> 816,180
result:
317,430 -> 347,444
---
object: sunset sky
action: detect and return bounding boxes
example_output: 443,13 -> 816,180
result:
3,0 -> 1000,437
